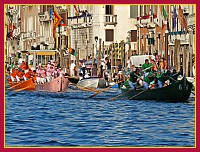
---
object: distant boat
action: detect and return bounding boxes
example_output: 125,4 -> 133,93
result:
77,77 -> 108,88
35,76 -> 70,92
121,75 -> 193,102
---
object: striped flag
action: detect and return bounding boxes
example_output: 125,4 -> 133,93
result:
157,6 -> 164,29
73,5 -> 80,23
53,8 -> 62,39
172,6 -> 177,31
178,5 -> 188,33
162,5 -> 167,20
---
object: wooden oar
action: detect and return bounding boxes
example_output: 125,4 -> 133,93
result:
128,89 -> 147,100
110,85 -> 143,100
110,92 -> 124,100
76,84 -> 100,93
13,84 -> 34,92
88,81 -> 122,98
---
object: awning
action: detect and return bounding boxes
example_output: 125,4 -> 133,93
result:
29,52 -> 56,55
29,50 -> 58,56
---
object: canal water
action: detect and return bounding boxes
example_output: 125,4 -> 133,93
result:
5,86 -> 195,147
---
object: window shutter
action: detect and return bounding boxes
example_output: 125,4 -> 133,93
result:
130,5 -> 138,18
105,29 -> 114,42
131,30 -> 137,42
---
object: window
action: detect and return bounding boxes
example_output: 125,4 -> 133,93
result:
38,55 -> 41,64
105,29 -> 114,42
131,30 -> 137,42
105,5 -> 113,15
130,5 -> 138,18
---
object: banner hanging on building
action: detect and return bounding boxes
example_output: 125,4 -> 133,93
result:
53,8 -> 62,39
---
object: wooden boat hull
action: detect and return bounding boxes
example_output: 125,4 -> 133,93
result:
77,77 -> 108,88
35,76 -> 70,92
121,76 -> 193,102
8,78 -> 35,91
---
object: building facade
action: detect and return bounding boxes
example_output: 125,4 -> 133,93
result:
5,4 -> 195,76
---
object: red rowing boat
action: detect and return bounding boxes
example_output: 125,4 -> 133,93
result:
8,78 -> 35,91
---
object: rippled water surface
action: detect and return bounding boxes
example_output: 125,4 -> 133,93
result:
5,85 -> 195,147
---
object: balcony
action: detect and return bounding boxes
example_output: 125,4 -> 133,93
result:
40,36 -> 53,45
104,14 -> 117,26
68,12 -> 93,29
135,15 -> 157,27
38,11 -> 51,22
21,31 -> 36,41
13,27 -> 20,36
40,36 -> 45,44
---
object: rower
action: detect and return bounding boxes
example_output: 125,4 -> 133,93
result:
16,69 -> 25,82
156,70 -> 164,88
23,68 -> 32,81
10,68 -> 18,82
142,59 -> 153,77
128,68 -> 141,90
143,68 -> 156,90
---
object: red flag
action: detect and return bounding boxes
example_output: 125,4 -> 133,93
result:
9,23 -> 16,31
178,5 -> 188,33
53,8 -> 62,39
162,20 -> 165,29
73,5 -> 79,23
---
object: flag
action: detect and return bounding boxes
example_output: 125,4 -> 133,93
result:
178,5 -> 188,33
53,8 -> 62,39
173,6 -> 177,31
73,5 -> 79,23
69,48 -> 77,56
157,6 -> 164,28
162,6 -> 167,20
167,18 -> 170,32
49,8 -> 53,20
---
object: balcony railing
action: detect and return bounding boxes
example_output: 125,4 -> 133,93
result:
22,31 -> 36,40
38,11 -> 51,22
13,27 -> 20,36
104,14 -> 117,26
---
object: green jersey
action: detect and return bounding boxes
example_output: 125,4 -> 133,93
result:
142,63 -> 153,72
144,71 -> 156,84
129,71 -> 139,83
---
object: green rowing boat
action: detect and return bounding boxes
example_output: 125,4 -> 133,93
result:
121,75 -> 193,102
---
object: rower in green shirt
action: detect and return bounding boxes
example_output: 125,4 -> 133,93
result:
128,68 -> 141,90
143,71 -> 156,89
142,59 -> 154,76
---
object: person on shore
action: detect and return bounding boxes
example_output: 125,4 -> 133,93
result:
131,50 -> 138,56
81,59 -> 86,78
70,60 -> 76,76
